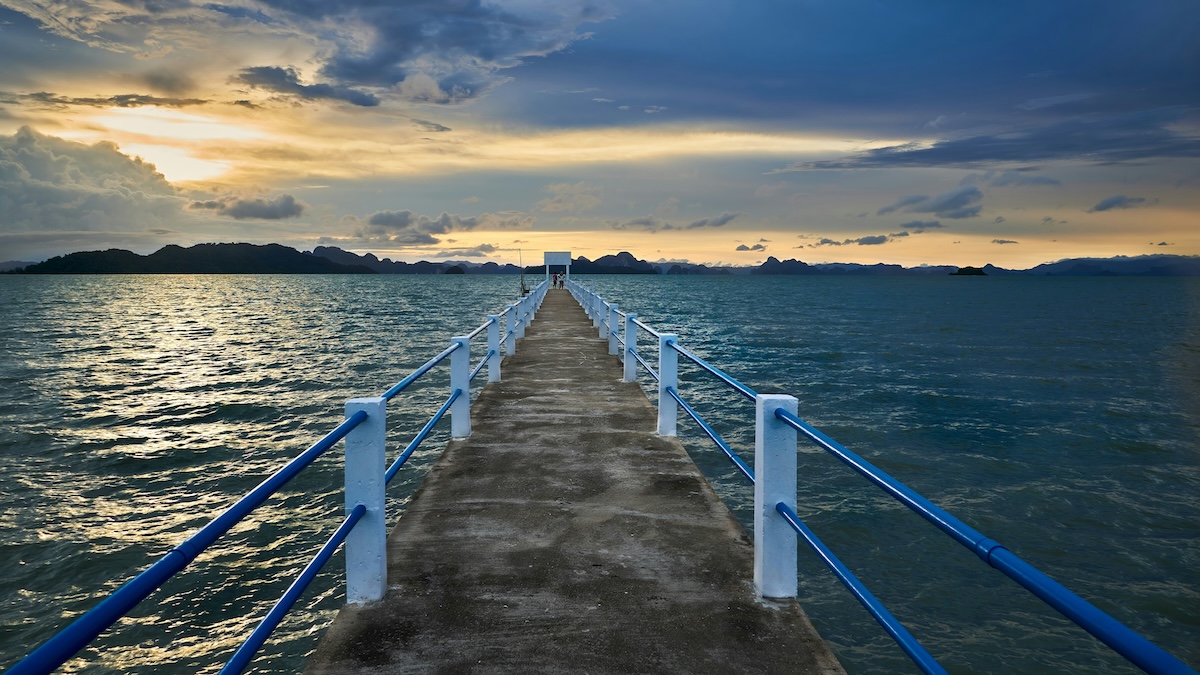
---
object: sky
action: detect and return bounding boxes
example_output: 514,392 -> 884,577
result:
1,1 -> 1198,268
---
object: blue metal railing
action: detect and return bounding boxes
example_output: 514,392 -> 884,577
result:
566,277 -> 1194,675
7,410 -> 368,675
8,280 -> 550,675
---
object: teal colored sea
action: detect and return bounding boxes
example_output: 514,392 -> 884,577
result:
1,274 -> 1197,673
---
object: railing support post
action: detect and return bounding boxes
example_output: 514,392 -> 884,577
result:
505,305 -> 517,356
344,397 -> 387,604
516,300 -> 527,339
595,297 -> 605,331
450,336 -> 471,438
657,334 -> 678,436
754,394 -> 798,599
487,315 -> 501,382
624,312 -> 638,382
608,303 -> 619,355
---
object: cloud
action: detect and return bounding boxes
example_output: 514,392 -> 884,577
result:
536,182 -> 602,213
8,1 -> 610,108
809,233 -> 902,247
15,91 -> 208,109
609,215 -> 666,231
686,211 -> 740,229
0,126 -> 183,233
898,220 -> 944,232
992,239 -> 1019,244
961,170 -> 1061,187
351,209 -> 532,245
189,194 -> 305,220
877,187 -> 982,219
233,66 -> 379,106
736,243 -> 766,252
644,106 -> 668,114
876,195 -> 927,215
609,211 -> 741,233
1088,194 -> 1148,212
1016,92 -> 1095,111
994,216 -> 1006,223
778,110 -> 1200,170
437,243 -> 498,257
413,119 -> 452,133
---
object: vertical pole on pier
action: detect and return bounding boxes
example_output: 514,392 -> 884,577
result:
344,397 -> 387,604
597,298 -> 607,338
624,313 -> 638,382
505,305 -> 517,356
754,394 -> 798,599
608,303 -> 619,355
657,334 -> 678,436
516,298 -> 527,339
450,336 -> 471,438
487,315 -> 501,382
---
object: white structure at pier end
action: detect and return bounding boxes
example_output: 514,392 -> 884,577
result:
545,251 -> 571,283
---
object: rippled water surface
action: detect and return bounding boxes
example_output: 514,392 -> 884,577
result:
1,274 -> 1198,673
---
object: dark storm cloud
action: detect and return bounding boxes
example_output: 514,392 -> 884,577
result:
1,1 -> 609,108
278,1 -> 611,92
877,188 -> 982,220
1087,194 -> 1148,212
233,67 -> 379,107
189,194 -> 305,220
495,0 -> 1199,135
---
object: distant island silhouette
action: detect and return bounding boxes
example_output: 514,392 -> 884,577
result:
5,244 -> 1200,276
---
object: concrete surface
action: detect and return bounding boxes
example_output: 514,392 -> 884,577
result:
306,289 -> 844,674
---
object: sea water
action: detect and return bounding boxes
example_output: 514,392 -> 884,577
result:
0,274 -> 1196,673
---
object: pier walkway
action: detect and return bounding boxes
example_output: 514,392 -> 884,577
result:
306,289 -> 843,674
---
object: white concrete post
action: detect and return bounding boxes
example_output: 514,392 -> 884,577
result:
450,336 -> 471,438
516,298 -> 527,339
487,314 -> 501,382
623,312 -> 638,382
505,305 -> 517,356
608,303 -> 619,355
344,397 -> 387,604
657,334 -> 678,436
754,394 -> 799,599
597,299 -> 607,338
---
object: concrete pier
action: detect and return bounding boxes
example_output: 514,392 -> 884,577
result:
306,289 -> 843,674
